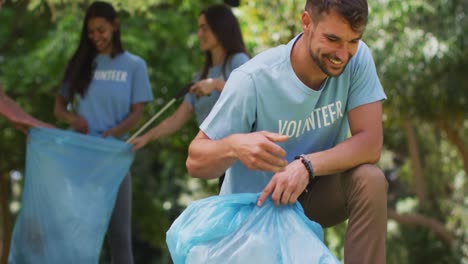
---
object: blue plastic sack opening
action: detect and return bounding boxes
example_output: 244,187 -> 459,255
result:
9,127 -> 134,264
167,193 -> 341,264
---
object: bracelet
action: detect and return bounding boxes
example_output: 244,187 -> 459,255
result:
294,154 -> 315,189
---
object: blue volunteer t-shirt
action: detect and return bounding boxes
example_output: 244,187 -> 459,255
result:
200,34 -> 386,194
60,51 -> 154,136
184,52 -> 249,125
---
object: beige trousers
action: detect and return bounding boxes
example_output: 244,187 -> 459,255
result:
298,164 -> 388,264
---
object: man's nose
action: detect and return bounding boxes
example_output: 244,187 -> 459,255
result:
335,45 -> 349,61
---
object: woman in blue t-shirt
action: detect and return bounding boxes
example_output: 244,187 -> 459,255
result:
54,2 -> 153,263
130,4 -> 249,187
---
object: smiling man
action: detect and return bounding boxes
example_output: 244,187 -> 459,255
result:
186,0 -> 387,263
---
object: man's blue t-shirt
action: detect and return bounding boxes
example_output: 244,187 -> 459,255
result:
200,34 -> 387,194
184,52 -> 249,125
60,51 -> 154,136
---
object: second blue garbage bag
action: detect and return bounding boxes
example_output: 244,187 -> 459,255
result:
167,193 -> 341,264
9,127 -> 134,264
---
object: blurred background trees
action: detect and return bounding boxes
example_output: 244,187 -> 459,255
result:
0,0 -> 466,263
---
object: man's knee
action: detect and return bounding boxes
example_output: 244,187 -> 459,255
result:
347,164 -> 388,201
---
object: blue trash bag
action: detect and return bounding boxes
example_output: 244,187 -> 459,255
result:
167,193 -> 341,264
8,127 -> 134,264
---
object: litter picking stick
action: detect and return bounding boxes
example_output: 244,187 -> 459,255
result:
126,82 -> 193,143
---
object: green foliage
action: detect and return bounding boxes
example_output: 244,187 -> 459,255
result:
392,224 -> 459,264
238,0 -> 303,53
0,0 -> 466,263
366,0 -> 467,262
367,0 -> 468,123
1,0 -> 219,262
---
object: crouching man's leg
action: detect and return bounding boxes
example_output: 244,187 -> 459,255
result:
298,164 -> 388,264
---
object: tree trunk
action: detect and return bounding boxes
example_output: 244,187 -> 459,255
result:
403,119 -> 427,207
388,208 -> 454,246
436,119 -> 468,175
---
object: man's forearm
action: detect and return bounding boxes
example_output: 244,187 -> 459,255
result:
187,130 -> 289,179
1,86 -> 53,131
307,130 -> 382,177
306,101 -> 384,177
186,134 -> 238,179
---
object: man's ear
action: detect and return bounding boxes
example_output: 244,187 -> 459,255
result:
301,11 -> 313,32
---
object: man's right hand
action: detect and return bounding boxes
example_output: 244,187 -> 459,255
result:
1,85 -> 54,134
231,131 -> 289,173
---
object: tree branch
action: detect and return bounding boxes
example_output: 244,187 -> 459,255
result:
388,208 -> 455,246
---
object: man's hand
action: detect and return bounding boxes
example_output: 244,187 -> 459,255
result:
8,113 -> 53,134
232,131 -> 289,173
12,121 -> 50,134
1,85 -> 54,134
257,159 -> 310,207
186,131 -> 289,180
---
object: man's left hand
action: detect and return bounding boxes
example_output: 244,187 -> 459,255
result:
257,159 -> 310,207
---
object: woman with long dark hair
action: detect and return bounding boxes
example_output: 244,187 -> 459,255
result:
130,4 -> 249,189
54,2 -> 153,263
131,4 -> 249,151
131,6 -> 247,134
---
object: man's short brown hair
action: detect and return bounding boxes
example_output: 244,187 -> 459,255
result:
305,0 -> 368,31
